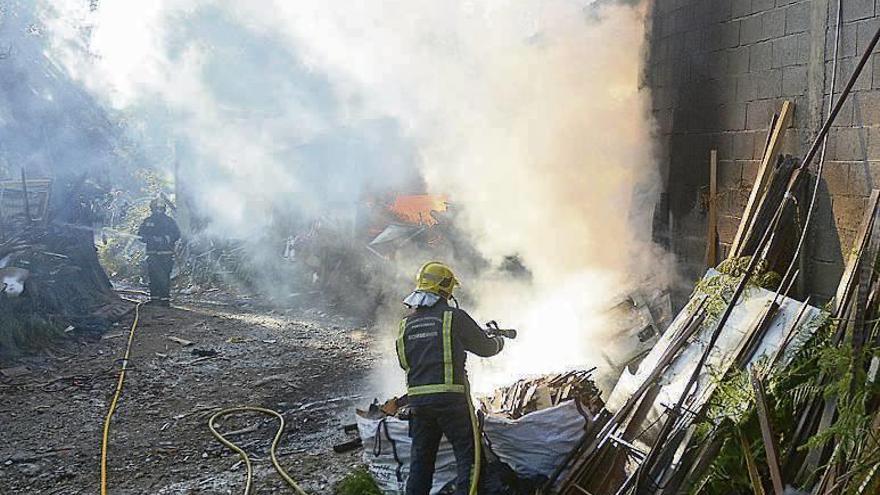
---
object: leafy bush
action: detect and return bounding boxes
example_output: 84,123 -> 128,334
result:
334,467 -> 382,495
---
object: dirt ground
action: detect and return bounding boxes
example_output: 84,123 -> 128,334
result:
0,297 -> 382,494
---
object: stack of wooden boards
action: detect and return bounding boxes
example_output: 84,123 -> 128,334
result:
479,369 -> 604,419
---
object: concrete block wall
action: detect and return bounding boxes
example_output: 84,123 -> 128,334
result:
649,0 -> 880,301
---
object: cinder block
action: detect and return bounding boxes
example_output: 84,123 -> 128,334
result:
746,99 -> 774,129
711,0 -> 733,23
827,92 -> 855,127
851,91 -> 880,126
752,0 -> 774,14
732,0 -> 751,18
741,14 -> 766,44
757,69 -> 783,98
797,32 -> 812,64
785,2 -> 810,34
827,127 -> 869,161
827,23 -> 859,61
872,53 -> 880,89
722,103 -> 749,130
708,49 -> 731,76
868,127 -> 880,159
750,41 -> 774,71
821,162 -> 852,196
714,132 -> 735,158
836,56 -> 873,92
782,65 -> 808,96
832,196 -> 870,232
733,131 -> 756,159
773,34 -> 799,68
842,0 -> 875,22
730,46 -> 751,74
847,160 -> 880,195
736,74 -> 758,102
850,161 -> 880,196
741,159 -> 762,184
780,128 -> 804,156
856,18 -> 880,54
717,159 -> 743,186
764,8 -> 786,38
721,20 -> 741,48
717,214 -> 742,242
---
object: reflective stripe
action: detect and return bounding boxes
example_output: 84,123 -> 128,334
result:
408,384 -> 466,395
396,319 -> 409,371
442,311 -> 454,386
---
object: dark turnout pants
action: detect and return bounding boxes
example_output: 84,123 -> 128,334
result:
407,396 -> 477,495
146,254 -> 173,305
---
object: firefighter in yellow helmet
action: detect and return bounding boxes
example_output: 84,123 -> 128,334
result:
397,262 -> 507,495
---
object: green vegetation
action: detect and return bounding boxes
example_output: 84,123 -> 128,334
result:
334,467 -> 382,495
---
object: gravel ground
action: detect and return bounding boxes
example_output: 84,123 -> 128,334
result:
0,300 -> 381,494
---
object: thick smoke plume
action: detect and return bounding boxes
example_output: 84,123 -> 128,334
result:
38,1 -> 667,393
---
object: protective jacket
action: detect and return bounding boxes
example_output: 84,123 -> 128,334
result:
396,299 -> 504,403
137,212 -> 181,256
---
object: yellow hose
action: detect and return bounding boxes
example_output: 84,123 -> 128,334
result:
100,301 -> 143,495
208,406 -> 309,495
466,389 -> 482,495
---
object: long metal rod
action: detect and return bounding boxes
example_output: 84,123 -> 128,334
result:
777,0 -> 844,295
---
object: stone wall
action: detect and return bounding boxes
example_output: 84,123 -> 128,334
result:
649,0 -> 880,301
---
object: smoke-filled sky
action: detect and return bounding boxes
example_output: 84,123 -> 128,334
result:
13,0 -> 663,391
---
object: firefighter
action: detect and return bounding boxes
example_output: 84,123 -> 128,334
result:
397,262 -> 506,495
137,198 -> 181,306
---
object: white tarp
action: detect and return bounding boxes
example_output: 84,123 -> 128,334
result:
356,399 -> 591,494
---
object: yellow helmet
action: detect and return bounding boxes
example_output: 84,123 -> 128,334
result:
415,261 -> 459,299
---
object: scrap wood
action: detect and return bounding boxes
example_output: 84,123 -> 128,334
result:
739,155 -> 801,258
834,190 -> 880,321
706,149 -> 718,268
730,100 -> 793,258
556,299 -> 708,493
635,296 -> 782,490
798,190 -> 880,479
739,429 -> 767,495
751,369 -> 785,495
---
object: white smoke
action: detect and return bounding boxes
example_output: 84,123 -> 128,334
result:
41,0 -> 666,393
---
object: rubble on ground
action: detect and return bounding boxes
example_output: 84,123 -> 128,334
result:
1,178 -> 131,355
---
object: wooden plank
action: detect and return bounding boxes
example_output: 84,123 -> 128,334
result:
739,429 -> 767,495
751,369 -> 785,495
730,101 -> 794,257
706,150 -> 718,268
834,189 -> 880,316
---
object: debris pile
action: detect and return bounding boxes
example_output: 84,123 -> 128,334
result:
0,176 -> 130,355
354,370 -> 603,494
549,97 -> 880,494
479,369 -> 604,419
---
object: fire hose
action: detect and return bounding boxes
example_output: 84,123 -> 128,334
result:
99,303 -> 514,495
99,301 -> 143,495
207,406 -> 309,495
